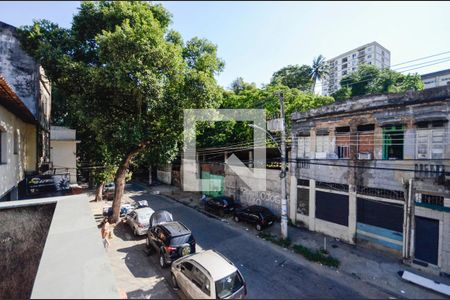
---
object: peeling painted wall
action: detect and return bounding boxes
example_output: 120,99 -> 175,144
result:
0,22 -> 40,118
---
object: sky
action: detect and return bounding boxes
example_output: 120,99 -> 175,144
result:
1,1 -> 449,89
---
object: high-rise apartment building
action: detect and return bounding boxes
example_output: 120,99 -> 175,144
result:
321,42 -> 391,96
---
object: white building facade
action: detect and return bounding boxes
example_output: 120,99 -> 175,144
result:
322,42 -> 391,96
421,69 -> 450,89
0,77 -> 38,201
50,126 -> 79,184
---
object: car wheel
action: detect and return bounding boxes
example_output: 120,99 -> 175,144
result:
234,215 -> 240,222
256,223 -> 262,231
171,273 -> 179,289
159,253 -> 167,268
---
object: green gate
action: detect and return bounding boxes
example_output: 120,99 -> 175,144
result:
201,171 -> 224,197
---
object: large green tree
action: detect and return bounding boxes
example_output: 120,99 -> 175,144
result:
270,64 -> 313,91
332,64 -> 424,101
196,80 -> 334,149
19,1 -> 224,222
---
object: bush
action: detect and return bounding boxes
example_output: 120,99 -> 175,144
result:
292,244 -> 340,268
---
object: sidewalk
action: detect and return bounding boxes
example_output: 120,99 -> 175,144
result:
137,181 -> 449,299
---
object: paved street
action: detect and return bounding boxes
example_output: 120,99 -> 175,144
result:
121,183 -> 392,299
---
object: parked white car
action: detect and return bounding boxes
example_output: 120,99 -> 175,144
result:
171,250 -> 247,299
124,207 -> 155,236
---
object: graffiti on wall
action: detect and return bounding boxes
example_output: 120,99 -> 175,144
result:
238,188 -> 281,216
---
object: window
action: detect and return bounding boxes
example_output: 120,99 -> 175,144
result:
315,134 -> 329,154
417,194 -> 444,207
342,58 -> 348,63
13,130 -> 18,155
342,63 -> 348,69
297,188 -> 309,215
382,125 -> 404,160
191,266 -> 211,296
352,53 -> 357,59
297,136 -> 311,158
416,120 -> 446,159
368,61 -> 372,65
0,128 -> 6,164
357,124 -> 375,157
342,70 -> 347,76
335,126 -> 350,159
367,55 -> 372,59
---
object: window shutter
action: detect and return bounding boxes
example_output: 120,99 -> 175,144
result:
431,128 -> 444,159
416,129 -> 430,159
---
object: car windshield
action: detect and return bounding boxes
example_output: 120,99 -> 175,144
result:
215,271 -> 244,299
150,210 -> 173,226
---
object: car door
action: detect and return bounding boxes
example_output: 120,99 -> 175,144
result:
177,261 -> 195,298
247,207 -> 260,224
149,226 -> 161,250
239,208 -> 250,222
188,264 -> 212,299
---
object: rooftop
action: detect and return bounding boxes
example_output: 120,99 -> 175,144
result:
0,194 -> 120,299
162,221 -> 191,236
421,68 -> 450,79
292,84 -> 450,121
189,250 -> 237,281
0,76 -> 36,124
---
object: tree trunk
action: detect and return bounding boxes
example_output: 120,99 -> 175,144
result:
111,143 -> 148,223
311,80 -> 316,94
95,182 -> 104,202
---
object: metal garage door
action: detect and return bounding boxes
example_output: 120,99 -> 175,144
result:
315,191 -> 349,226
415,216 -> 439,265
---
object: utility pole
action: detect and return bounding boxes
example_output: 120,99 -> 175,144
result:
278,92 -> 288,240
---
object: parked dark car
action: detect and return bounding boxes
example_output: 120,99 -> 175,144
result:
204,196 -> 237,216
233,205 -> 277,231
146,221 -> 196,268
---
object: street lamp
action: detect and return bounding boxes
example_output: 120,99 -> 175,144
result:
248,122 -> 289,240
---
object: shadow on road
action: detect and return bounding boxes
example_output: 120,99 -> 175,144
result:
116,243 -> 154,278
113,221 -> 146,242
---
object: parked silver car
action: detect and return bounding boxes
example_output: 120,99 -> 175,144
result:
124,207 -> 155,236
171,250 -> 247,299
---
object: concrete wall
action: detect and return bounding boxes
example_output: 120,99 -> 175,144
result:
224,166 -> 287,217
0,22 -> 40,119
50,141 -> 77,184
0,104 -> 36,200
50,126 -> 78,184
157,170 -> 171,185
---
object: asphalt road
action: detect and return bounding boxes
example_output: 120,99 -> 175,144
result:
125,183 -> 391,299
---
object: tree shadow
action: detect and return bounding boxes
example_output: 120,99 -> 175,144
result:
116,243 -> 160,279
113,222 -> 146,242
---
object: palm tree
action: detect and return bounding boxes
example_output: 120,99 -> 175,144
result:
310,55 -> 329,94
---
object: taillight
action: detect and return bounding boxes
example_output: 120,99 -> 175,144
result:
164,246 -> 176,252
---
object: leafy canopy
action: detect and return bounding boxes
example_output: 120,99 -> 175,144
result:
332,64 -> 424,101
19,1 -> 225,169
